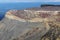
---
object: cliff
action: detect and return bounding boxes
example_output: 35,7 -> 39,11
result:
0,5 -> 60,40
0,10 -> 50,40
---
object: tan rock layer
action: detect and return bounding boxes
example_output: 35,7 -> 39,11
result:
6,10 -> 60,40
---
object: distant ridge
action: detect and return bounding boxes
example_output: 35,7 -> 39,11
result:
41,4 -> 60,7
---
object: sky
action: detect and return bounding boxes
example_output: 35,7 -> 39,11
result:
0,0 -> 60,3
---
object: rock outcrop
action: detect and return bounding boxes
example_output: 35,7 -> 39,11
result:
0,5 -> 60,40
0,10 -> 50,40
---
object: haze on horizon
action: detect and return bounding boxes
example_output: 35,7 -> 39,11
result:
0,0 -> 60,3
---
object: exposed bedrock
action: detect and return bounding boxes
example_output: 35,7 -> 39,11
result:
0,10 -> 50,40
0,6 -> 60,40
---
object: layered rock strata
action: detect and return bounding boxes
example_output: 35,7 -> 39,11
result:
0,6 -> 60,40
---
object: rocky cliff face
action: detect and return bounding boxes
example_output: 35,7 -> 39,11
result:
0,10 -> 50,40
0,6 -> 60,40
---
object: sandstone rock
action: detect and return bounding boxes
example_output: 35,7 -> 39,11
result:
0,10 -> 50,40
0,5 -> 60,40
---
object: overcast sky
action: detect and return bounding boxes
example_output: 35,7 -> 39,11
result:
0,0 -> 60,3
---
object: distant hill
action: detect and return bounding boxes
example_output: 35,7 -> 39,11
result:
41,4 -> 60,7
